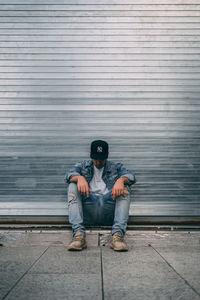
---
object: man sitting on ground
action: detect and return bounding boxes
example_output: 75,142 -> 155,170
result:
64,140 -> 136,251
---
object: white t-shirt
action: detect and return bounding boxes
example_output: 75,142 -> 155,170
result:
89,165 -> 109,195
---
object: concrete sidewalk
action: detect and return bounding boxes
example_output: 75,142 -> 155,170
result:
0,229 -> 200,300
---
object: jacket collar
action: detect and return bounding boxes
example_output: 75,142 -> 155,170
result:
88,158 -> 111,175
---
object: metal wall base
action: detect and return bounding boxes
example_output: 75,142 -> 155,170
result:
0,216 -> 199,226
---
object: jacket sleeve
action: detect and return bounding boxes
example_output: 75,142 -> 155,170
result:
117,163 -> 136,186
64,161 -> 83,184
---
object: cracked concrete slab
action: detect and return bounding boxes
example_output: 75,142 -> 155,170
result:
0,246 -> 47,299
29,246 -> 101,275
0,230 -> 199,300
101,231 -> 200,300
3,274 -> 102,300
102,245 -> 200,300
151,245 -> 200,295
0,231 -> 101,300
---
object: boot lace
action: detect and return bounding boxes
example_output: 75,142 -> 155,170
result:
73,233 -> 84,241
113,232 -> 123,242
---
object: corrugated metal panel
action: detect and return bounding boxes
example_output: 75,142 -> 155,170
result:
0,0 -> 200,221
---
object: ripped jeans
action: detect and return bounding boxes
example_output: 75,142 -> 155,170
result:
67,182 -> 131,238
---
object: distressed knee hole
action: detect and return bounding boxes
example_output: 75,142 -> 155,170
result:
68,192 -> 77,204
69,199 -> 76,204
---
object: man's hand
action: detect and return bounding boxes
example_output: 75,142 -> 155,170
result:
77,176 -> 90,197
112,178 -> 129,200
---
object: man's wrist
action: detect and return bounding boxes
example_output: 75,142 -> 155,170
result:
76,175 -> 85,181
117,177 -> 130,184
70,175 -> 84,183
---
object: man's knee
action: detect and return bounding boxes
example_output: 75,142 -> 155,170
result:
123,186 -> 129,196
67,183 -> 80,204
117,186 -> 130,200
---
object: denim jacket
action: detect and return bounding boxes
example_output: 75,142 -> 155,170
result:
64,159 -> 136,190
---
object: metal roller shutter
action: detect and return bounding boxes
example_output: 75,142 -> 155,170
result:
0,0 -> 200,223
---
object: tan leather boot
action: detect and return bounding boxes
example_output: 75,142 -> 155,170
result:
68,232 -> 87,251
110,232 -> 128,251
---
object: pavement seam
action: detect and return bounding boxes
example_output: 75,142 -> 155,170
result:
99,233 -> 105,300
100,247 -> 105,300
149,244 -> 200,298
2,246 -> 50,300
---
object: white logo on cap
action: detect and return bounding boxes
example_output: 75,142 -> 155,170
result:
97,146 -> 103,153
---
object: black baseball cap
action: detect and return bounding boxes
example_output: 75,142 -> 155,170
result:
90,140 -> 109,160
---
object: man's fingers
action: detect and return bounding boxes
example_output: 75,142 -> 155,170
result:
112,187 -> 128,199
82,185 -> 89,197
80,186 -> 83,195
86,185 -> 90,197
78,184 -> 81,194
79,184 -> 85,195
83,186 -> 87,195
116,188 -> 123,197
112,188 -> 121,199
